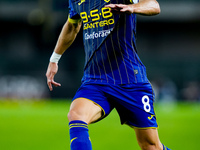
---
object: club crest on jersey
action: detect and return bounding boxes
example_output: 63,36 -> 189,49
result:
78,0 -> 85,5
104,0 -> 110,3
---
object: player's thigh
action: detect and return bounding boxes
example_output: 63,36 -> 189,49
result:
134,128 -> 162,148
68,98 -> 102,124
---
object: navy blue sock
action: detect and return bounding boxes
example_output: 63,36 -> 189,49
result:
162,144 -> 171,150
69,120 -> 92,150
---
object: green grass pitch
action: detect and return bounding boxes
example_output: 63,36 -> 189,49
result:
0,100 -> 200,150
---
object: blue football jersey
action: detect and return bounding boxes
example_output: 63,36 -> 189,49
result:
68,0 -> 149,84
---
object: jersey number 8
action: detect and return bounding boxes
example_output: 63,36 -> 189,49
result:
142,95 -> 151,112
80,8 -> 113,23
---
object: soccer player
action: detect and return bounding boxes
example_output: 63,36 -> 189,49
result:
46,0 -> 171,149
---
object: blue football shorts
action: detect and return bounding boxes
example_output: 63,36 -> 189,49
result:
72,82 -> 158,128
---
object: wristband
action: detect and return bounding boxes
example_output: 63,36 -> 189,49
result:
50,52 -> 62,63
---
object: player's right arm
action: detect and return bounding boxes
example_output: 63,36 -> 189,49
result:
53,19 -> 82,55
46,19 -> 82,91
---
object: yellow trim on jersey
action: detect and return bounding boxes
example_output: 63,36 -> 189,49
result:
130,0 -> 133,3
68,16 -> 82,24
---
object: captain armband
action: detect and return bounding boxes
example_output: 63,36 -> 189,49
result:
68,16 -> 82,24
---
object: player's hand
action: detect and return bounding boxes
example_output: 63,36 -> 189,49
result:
105,4 -> 134,14
46,62 -> 61,91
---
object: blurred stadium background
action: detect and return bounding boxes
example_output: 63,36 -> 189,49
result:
0,0 -> 200,149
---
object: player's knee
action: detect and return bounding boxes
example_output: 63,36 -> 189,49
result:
139,142 -> 162,150
140,144 -> 156,150
67,109 -> 84,122
140,144 -> 155,150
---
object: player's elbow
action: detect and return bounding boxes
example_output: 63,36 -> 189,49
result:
154,4 -> 161,15
152,1 -> 161,15
145,0 -> 161,16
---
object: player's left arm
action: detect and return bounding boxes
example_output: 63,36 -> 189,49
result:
105,0 -> 160,16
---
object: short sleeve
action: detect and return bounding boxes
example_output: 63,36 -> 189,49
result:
68,0 -> 81,23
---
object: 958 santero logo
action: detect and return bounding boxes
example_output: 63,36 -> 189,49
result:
80,7 -> 114,30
